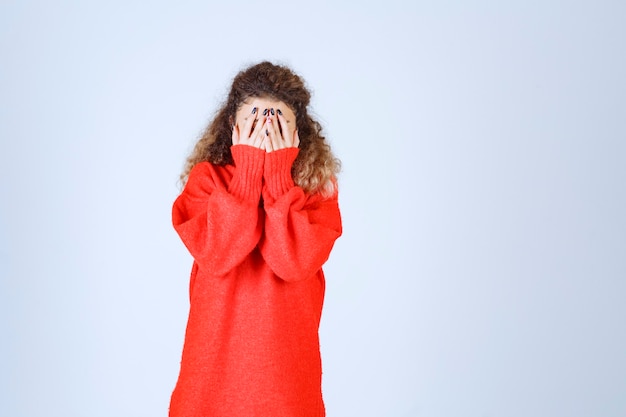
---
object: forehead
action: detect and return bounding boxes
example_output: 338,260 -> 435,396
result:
237,97 -> 295,117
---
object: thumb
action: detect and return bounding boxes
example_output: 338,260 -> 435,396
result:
231,124 -> 239,145
294,129 -> 300,148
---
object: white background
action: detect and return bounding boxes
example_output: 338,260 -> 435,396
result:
1,1 -> 625,416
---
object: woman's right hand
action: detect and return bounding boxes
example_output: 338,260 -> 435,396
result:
232,107 -> 266,148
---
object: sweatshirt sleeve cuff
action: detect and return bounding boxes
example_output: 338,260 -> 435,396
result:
263,147 -> 299,200
228,145 -> 265,202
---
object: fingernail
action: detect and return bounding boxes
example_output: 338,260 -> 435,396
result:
277,109 -> 283,116
251,107 -> 257,114
265,129 -> 269,136
262,109 -> 268,116
270,108 -> 275,115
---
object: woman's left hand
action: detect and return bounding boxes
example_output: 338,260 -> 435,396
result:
263,109 -> 299,153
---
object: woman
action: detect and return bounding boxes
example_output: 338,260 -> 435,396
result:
169,61 -> 342,417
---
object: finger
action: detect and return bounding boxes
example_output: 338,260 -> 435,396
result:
262,135 -> 273,152
253,126 -> 265,148
247,111 -> 266,147
231,124 -> 240,145
266,115 -> 283,151
276,110 -> 293,147
294,129 -> 300,148
239,106 -> 258,139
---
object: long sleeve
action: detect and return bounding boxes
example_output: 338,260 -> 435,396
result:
260,148 -> 342,282
172,145 -> 265,276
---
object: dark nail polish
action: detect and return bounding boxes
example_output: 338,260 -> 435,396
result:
251,107 -> 257,114
265,129 -> 269,136
262,108 -> 268,116
270,108 -> 275,116
277,109 -> 283,116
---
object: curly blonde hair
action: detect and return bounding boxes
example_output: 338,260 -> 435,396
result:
180,61 -> 340,197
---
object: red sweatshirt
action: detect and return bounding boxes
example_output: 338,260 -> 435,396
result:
169,145 -> 342,417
